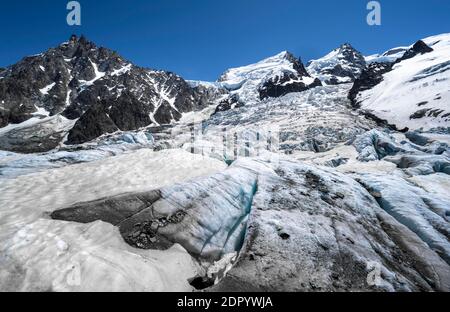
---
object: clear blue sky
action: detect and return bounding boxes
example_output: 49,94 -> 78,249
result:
0,0 -> 448,81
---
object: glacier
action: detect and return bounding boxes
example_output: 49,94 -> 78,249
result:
0,33 -> 450,292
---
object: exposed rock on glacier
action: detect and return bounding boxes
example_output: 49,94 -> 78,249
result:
258,58 -> 322,100
52,159 -> 263,260
2,33 -> 450,293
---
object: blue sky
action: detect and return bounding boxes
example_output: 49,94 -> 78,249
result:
0,0 -> 449,81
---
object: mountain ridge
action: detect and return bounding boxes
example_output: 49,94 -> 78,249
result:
1,33 -> 449,153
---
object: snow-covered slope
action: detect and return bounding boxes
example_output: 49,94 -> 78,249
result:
307,43 -> 366,85
365,46 -> 409,64
0,149 -> 226,291
354,33 -> 450,130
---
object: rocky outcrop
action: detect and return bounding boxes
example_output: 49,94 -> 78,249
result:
348,62 -> 394,108
52,161 -> 259,260
259,72 -> 321,100
396,40 -> 434,63
213,94 -> 243,115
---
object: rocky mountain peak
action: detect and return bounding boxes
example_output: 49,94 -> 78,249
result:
217,51 -> 320,104
395,40 -> 434,63
0,36 -> 216,151
68,34 -> 78,43
283,51 -> 310,77
307,43 -> 366,85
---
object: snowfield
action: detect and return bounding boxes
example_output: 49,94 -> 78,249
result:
0,149 -> 225,291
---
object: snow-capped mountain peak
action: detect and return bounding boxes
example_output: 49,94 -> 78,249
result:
307,43 -> 366,85
218,51 -> 303,89
218,51 -> 320,103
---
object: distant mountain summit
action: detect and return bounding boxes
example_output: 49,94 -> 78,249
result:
1,34 -> 449,153
218,51 -> 321,105
307,43 -> 366,85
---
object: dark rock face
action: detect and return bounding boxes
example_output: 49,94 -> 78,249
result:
208,159 -> 450,292
259,72 -> 322,100
213,94 -> 243,115
348,62 -> 393,107
50,190 -> 177,250
0,35 -> 210,148
396,40 -> 434,63
66,101 -> 120,144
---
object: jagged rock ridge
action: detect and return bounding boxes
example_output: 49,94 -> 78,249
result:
0,35 -> 216,149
